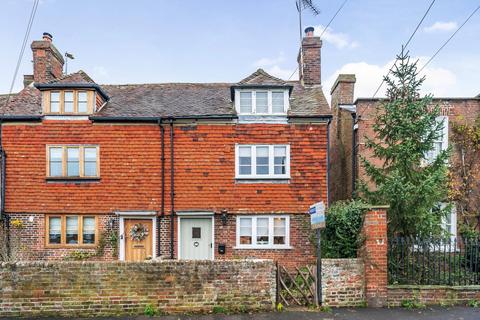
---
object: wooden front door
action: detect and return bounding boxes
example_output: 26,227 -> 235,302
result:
124,219 -> 153,261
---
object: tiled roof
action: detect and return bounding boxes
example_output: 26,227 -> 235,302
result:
237,69 -> 289,86
0,69 -> 331,118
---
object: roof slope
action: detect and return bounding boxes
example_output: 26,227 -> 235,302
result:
0,69 -> 331,118
237,68 -> 289,86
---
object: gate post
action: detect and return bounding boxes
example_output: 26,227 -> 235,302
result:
359,205 -> 388,307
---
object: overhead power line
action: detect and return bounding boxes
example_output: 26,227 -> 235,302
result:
4,0 -> 40,108
288,0 -> 349,80
418,4 -> 480,73
371,0 -> 436,98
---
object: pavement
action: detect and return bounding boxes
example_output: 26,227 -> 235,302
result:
13,306 -> 480,320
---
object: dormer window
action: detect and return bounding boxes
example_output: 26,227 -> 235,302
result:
43,90 -> 94,115
235,89 -> 289,115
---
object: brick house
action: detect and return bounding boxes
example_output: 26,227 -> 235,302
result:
0,30 -> 330,268
329,74 -> 480,238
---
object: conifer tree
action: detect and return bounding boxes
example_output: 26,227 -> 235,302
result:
359,49 -> 450,238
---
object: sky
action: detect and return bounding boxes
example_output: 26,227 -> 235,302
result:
0,0 -> 479,101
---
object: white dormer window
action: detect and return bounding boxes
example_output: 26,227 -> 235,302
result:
235,89 -> 289,115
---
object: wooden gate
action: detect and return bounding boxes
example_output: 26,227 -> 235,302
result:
277,264 -> 318,307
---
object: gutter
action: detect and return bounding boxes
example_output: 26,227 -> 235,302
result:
89,114 -> 237,122
0,115 -> 42,121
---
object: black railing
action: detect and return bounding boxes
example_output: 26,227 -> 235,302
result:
388,237 -> 480,285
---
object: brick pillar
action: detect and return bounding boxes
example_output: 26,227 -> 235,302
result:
360,206 -> 388,307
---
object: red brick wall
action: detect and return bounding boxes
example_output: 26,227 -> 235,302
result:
3,120 -> 327,263
359,206 -> 388,307
3,121 -> 327,214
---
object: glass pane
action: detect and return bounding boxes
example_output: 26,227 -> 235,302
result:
64,91 -> 74,113
78,91 -> 88,113
239,147 -> 252,175
50,91 -> 60,102
84,162 -> 97,177
239,218 -> 252,245
192,227 -> 201,239
256,218 -> 269,244
274,218 -> 286,245
82,217 -> 95,244
66,216 -> 78,244
50,101 -> 60,113
256,92 -> 268,114
84,148 -> 97,176
67,148 -> 79,176
49,217 -> 61,244
274,146 -> 287,175
78,91 -> 88,102
272,92 -> 285,113
84,147 -> 97,161
49,148 -> 63,177
256,147 -> 269,175
77,102 -> 87,113
239,92 -> 252,113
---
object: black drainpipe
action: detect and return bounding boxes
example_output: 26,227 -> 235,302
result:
326,118 -> 331,206
0,120 -> 9,257
169,118 -> 175,259
157,118 -> 164,257
351,113 -> 357,198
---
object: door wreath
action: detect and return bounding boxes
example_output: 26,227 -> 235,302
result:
129,223 -> 149,241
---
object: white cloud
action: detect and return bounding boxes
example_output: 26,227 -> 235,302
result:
254,52 -> 286,67
324,57 -> 459,101
253,52 -> 295,80
424,21 -> 458,33
313,25 -> 358,49
264,65 -> 296,80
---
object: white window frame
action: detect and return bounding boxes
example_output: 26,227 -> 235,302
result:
440,203 -> 457,244
235,144 -> 290,179
235,215 -> 291,249
234,89 -> 289,115
425,116 -> 449,163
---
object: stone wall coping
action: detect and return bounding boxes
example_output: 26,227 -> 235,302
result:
388,285 -> 480,290
0,259 -> 274,268
368,205 -> 390,210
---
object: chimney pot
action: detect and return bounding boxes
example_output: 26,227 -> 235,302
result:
42,32 -> 53,42
305,26 -> 315,37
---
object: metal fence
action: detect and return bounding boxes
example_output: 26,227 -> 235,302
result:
388,237 -> 480,285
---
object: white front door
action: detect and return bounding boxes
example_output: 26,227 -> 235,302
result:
179,218 -> 213,260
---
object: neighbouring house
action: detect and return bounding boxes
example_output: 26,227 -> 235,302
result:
329,74 -> 480,239
0,30 -> 330,268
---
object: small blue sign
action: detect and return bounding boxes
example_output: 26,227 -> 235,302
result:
309,201 -> 326,229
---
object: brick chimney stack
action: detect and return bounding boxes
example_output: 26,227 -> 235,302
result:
30,32 -> 64,83
298,26 -> 322,86
330,74 -> 356,106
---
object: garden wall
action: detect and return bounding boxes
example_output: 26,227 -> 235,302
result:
322,258 -> 365,306
387,285 -> 480,306
0,259 -> 276,317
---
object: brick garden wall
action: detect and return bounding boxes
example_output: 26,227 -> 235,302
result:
322,258 -> 365,307
387,285 -> 480,306
0,260 -> 276,317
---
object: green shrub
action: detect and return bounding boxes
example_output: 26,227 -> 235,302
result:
320,199 -> 369,258
212,306 -> 227,314
144,303 -> 157,316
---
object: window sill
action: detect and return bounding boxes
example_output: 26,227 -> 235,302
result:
45,244 -> 97,249
233,246 -> 293,250
46,177 -> 101,183
235,178 -> 290,184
